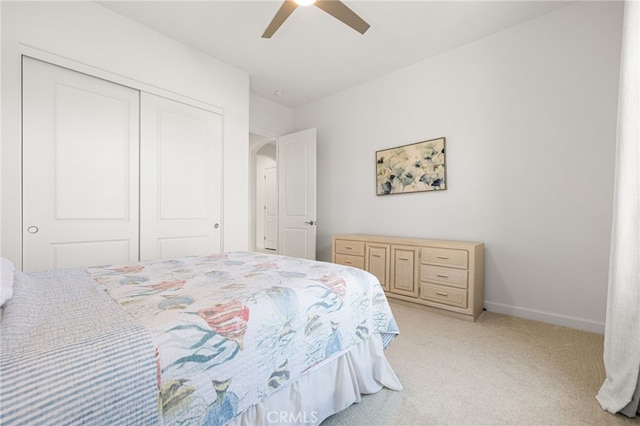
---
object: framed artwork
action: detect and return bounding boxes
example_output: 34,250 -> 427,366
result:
376,137 -> 446,195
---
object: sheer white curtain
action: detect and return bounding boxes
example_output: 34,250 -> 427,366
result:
596,0 -> 640,418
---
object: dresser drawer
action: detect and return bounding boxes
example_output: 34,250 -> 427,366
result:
420,283 -> 468,308
420,265 -> 468,289
421,247 -> 468,269
335,240 -> 365,256
335,253 -> 365,269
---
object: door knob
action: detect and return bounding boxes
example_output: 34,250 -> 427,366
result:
27,226 -> 39,234
214,223 -> 220,229
304,220 -> 316,225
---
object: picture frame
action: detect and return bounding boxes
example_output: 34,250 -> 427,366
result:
376,137 -> 446,195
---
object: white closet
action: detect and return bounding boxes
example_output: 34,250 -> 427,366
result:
22,57 -> 222,272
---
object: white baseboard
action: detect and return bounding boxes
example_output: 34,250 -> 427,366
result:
483,301 -> 605,334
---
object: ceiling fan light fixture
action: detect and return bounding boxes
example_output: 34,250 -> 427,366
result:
262,0 -> 369,39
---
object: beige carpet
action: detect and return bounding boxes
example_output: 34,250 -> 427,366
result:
322,302 -> 637,426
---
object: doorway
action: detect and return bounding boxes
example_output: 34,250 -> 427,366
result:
250,133 -> 277,253
249,128 -> 317,259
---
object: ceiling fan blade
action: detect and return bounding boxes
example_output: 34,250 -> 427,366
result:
262,0 -> 299,39
314,0 -> 370,35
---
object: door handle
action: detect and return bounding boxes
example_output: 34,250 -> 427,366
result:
304,220 -> 316,225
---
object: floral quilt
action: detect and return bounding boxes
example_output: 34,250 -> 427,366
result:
87,251 -> 399,425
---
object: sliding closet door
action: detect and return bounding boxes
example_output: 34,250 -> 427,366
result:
140,93 -> 222,260
22,57 -> 140,272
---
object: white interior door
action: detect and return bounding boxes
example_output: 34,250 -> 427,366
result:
140,93 -> 222,260
278,128 -> 317,260
264,166 -> 278,251
22,57 -> 140,272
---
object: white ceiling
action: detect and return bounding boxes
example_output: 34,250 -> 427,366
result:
100,0 -> 574,108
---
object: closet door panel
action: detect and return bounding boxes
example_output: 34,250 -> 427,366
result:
158,110 -> 208,218
157,237 -> 209,260
140,93 -> 222,260
22,57 -> 140,272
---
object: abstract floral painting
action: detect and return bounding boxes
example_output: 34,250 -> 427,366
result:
376,137 -> 446,195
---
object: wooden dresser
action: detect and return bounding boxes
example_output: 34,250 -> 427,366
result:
333,235 -> 484,321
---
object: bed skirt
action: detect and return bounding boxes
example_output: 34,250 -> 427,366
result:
230,333 -> 402,425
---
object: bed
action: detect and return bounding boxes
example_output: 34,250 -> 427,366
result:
0,251 -> 402,425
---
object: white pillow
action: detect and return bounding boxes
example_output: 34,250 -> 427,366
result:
1,257 -> 16,306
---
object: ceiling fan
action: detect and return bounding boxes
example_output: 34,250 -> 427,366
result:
262,0 -> 370,39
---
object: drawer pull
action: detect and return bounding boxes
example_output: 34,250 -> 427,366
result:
345,246 -> 353,250
436,274 -> 449,278
345,261 -> 352,264
372,254 -> 381,258
437,255 -> 449,260
436,292 -> 448,297
399,257 -> 409,261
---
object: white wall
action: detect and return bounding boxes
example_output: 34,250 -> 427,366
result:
294,1 -> 624,332
250,93 -> 294,137
1,1 -> 250,265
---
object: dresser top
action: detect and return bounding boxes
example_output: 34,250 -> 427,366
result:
333,234 -> 483,249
